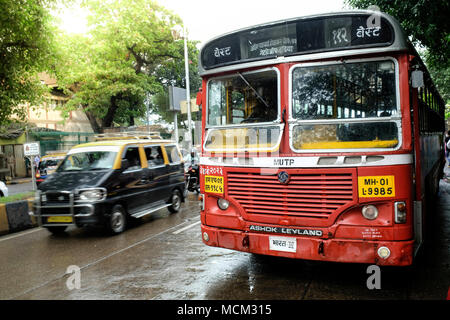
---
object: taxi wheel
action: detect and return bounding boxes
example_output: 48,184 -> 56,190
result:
168,190 -> 182,213
107,204 -> 126,235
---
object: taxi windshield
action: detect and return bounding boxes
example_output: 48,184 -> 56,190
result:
57,151 -> 117,172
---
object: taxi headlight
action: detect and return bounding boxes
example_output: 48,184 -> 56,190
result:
78,189 -> 106,201
362,205 -> 378,220
217,198 -> 229,210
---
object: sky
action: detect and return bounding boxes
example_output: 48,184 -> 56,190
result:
58,0 -> 347,45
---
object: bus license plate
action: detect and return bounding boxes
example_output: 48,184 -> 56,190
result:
204,175 -> 224,194
358,175 -> 395,198
269,236 -> 297,253
47,216 -> 73,223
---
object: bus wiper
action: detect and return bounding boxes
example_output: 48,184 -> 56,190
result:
237,72 -> 270,109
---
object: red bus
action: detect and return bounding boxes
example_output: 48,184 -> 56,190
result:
197,11 -> 446,266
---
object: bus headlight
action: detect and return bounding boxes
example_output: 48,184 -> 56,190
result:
362,205 -> 378,220
217,198 -> 229,210
395,201 -> 407,223
377,246 -> 391,259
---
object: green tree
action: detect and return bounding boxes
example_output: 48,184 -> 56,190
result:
0,0 -> 58,124
56,0 -> 200,133
346,0 -> 450,109
346,0 -> 449,66
150,38 -> 202,128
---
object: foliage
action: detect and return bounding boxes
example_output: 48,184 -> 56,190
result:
346,0 -> 450,115
345,0 -> 449,66
0,0 -> 58,124
150,39 -> 202,127
55,0 -> 200,132
0,192 -> 34,204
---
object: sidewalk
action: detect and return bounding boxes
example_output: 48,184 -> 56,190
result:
5,177 -> 32,185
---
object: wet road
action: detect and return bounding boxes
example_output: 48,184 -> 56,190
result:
0,182 -> 449,300
5,181 -> 33,196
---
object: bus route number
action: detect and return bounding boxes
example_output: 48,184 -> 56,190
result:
358,175 -> 395,198
204,175 -> 224,194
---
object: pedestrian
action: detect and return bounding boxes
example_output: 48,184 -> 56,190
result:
34,155 -> 40,171
7,154 -> 15,179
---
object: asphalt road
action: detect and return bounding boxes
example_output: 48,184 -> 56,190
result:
0,185 -> 449,300
5,181 -> 33,196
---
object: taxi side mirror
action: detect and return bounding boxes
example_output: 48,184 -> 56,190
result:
121,159 -> 130,170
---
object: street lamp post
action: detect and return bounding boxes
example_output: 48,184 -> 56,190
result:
183,25 -> 192,154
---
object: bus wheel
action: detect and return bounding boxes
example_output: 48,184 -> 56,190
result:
168,190 -> 182,213
45,226 -> 67,235
107,204 -> 126,235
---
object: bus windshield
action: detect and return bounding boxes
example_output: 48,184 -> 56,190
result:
291,60 -> 399,150
207,69 -> 278,126
204,69 -> 282,152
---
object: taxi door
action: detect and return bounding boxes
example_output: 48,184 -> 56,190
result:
118,145 -> 145,213
142,145 -> 169,203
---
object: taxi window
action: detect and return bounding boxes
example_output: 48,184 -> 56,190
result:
165,145 -> 181,163
144,146 -> 164,167
123,147 -> 141,170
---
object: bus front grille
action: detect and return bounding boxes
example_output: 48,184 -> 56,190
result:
227,170 -> 356,220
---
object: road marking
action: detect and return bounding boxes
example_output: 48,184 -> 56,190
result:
9,218 -> 199,299
0,227 -> 43,243
172,221 -> 201,234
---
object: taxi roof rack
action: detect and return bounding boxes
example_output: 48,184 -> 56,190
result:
94,131 -> 163,141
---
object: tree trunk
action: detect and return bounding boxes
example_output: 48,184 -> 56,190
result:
102,94 -> 121,129
82,105 -> 102,133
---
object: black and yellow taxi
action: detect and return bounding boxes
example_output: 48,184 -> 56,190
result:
33,136 -> 185,235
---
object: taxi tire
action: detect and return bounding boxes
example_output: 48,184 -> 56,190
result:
46,226 -> 67,234
168,190 -> 182,213
106,204 -> 127,235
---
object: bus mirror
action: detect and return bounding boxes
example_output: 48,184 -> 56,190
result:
196,91 -> 202,106
411,70 -> 424,88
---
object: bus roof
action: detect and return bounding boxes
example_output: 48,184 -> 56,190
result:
199,10 -> 408,75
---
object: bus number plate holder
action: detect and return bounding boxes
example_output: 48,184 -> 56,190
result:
358,175 -> 395,198
204,175 -> 224,194
269,236 -> 297,253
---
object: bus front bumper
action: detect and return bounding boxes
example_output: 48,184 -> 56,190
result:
201,224 -> 414,266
